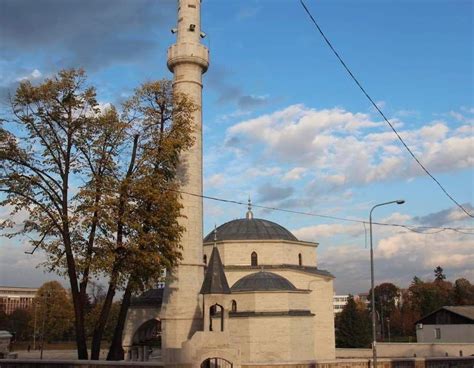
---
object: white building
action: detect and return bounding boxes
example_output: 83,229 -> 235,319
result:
333,295 -> 350,314
0,286 -> 38,315
121,1 -> 336,366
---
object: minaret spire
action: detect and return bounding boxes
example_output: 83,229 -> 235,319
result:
161,0 -> 210,361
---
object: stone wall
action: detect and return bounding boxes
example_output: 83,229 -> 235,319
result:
336,342 -> 474,358
203,240 -> 317,269
3,357 -> 473,368
0,361 -> 162,368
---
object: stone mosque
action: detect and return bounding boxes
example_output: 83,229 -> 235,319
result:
122,1 -> 336,367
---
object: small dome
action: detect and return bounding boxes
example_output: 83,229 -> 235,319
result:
131,288 -> 164,307
204,218 -> 298,242
231,271 -> 297,292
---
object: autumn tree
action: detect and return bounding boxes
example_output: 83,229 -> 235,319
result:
335,295 -> 371,348
34,281 -> 74,342
104,80 -> 195,360
369,282 -> 400,318
1,70 -> 195,359
452,278 -> 474,305
0,69 -> 98,358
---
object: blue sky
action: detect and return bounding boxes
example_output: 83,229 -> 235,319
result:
0,0 -> 472,293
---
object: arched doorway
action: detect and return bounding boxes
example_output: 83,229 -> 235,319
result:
201,357 -> 233,368
130,319 -> 161,361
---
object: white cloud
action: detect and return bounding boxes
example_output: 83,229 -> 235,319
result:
449,108 -> 474,124
293,222 -> 364,241
245,167 -> 282,178
283,167 -> 307,181
205,173 -> 226,188
15,69 -> 42,81
226,104 -> 474,192
319,224 -> 474,293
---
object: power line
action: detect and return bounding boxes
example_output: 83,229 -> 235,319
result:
166,188 -> 474,234
299,0 -> 473,219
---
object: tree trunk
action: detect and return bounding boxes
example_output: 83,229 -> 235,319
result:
107,280 -> 133,361
90,277 -> 117,360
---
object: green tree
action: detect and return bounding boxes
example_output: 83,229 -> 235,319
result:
34,281 -> 74,342
8,309 -> 32,341
335,295 -> 371,348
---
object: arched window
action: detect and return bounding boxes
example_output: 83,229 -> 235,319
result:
231,300 -> 237,313
298,253 -> 302,266
203,254 -> 207,265
251,252 -> 258,266
209,303 -> 224,332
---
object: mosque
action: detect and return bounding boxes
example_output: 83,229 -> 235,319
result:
122,1 -> 336,367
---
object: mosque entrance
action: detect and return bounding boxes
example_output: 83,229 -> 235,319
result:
129,319 -> 161,361
201,357 -> 233,368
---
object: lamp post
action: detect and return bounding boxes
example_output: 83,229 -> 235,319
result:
370,199 -> 405,368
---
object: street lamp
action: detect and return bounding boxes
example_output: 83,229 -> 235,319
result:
369,199 -> 405,368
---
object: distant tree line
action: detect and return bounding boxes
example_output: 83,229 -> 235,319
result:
0,281 -> 119,346
335,266 -> 474,348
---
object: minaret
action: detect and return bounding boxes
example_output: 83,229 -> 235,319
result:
160,0 -> 209,359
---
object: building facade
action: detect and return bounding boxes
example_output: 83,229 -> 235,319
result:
333,295 -> 350,314
416,306 -> 474,343
123,206 -> 336,366
0,286 -> 37,315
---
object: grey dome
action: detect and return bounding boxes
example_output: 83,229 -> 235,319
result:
231,271 -> 297,292
204,218 -> 297,242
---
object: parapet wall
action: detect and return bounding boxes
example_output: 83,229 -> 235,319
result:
337,342 -> 474,359
1,357 -> 474,368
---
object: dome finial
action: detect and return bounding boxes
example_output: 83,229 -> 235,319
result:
246,195 -> 254,219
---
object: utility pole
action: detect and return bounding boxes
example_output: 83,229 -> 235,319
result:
39,292 -> 50,360
33,300 -> 37,350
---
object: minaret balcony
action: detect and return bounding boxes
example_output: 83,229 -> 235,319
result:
167,42 -> 209,73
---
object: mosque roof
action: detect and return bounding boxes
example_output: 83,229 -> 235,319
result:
231,271 -> 297,292
130,288 -> 164,307
204,218 -> 298,242
200,245 -> 231,294
203,199 -> 300,243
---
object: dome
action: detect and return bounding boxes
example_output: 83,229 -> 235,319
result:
203,218 -> 298,242
231,271 -> 297,292
130,288 -> 164,307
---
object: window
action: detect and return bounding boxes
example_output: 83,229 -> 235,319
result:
231,300 -> 237,313
435,328 -> 441,339
203,254 -> 207,265
298,253 -> 302,266
209,304 -> 224,332
251,252 -> 258,266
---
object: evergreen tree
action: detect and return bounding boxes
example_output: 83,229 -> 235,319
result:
335,295 -> 371,348
434,266 -> 446,281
